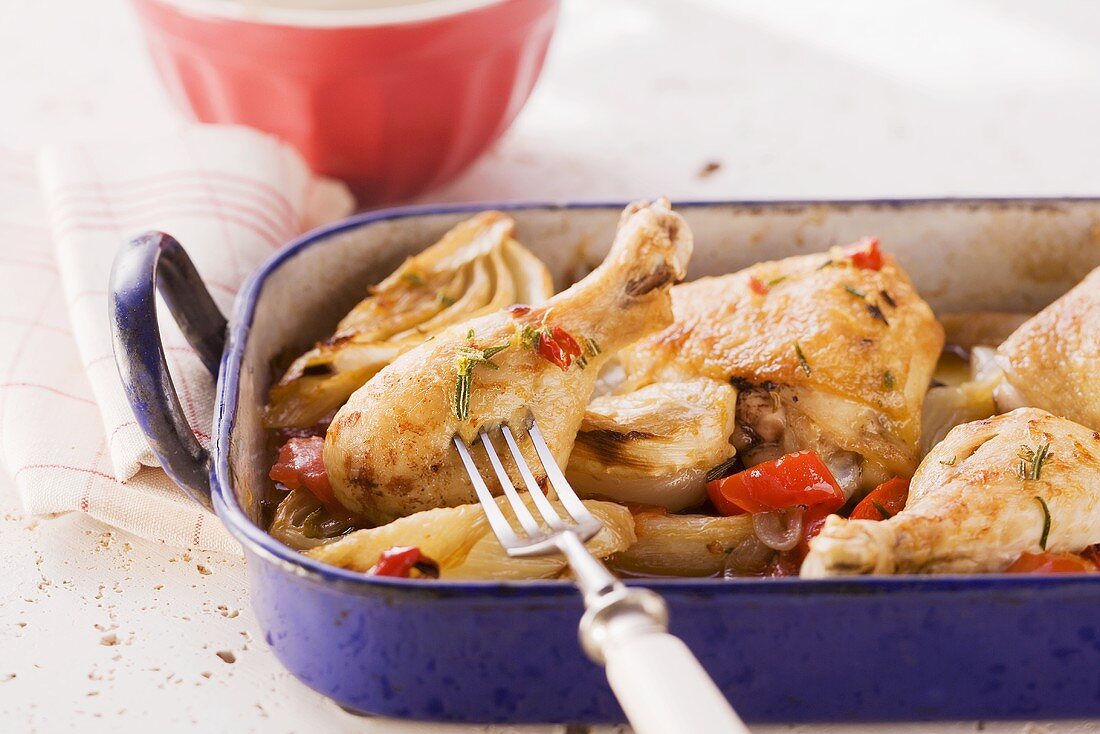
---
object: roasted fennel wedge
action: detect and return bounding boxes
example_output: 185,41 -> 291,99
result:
608,509 -> 754,577
265,212 -> 554,428
307,495 -> 635,580
268,487 -> 360,551
566,379 -> 737,511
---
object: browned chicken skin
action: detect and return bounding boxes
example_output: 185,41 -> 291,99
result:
617,242 -> 944,494
325,200 -> 693,525
996,266 -> 1100,431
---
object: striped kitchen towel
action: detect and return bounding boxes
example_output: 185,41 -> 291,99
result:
0,125 -> 353,553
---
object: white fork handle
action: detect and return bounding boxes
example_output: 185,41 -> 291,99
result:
601,622 -> 750,734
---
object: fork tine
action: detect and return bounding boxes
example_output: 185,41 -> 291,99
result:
528,420 -> 597,526
453,436 -> 522,547
478,430 -> 543,537
500,425 -> 567,531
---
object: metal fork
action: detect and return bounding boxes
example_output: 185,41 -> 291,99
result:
454,419 -> 750,734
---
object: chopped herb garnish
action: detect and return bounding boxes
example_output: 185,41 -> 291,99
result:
452,338 -> 511,420
453,367 -> 473,420
576,337 -> 600,370
817,259 -> 836,270
867,302 -> 889,325
1034,496 -> 1051,550
705,455 -> 742,483
940,455 -> 957,467
401,272 -> 424,286
438,293 -> 456,306
883,370 -> 895,389
466,328 -> 475,340
480,343 -> 510,360
767,275 -> 788,287
844,284 -> 867,299
880,290 -> 897,308
871,501 -> 894,520
1017,443 -> 1051,481
516,323 -> 541,350
794,342 -> 812,375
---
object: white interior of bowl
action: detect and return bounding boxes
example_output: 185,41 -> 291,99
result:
228,200 -> 1100,528
155,0 -> 508,27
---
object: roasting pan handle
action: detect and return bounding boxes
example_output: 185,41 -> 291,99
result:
109,232 -> 227,511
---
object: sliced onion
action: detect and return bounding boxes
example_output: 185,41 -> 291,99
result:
921,381 -> 997,455
741,442 -> 783,468
724,534 -> 776,577
993,379 -> 1030,413
752,507 -> 804,551
969,346 -> 1001,382
823,451 -> 862,500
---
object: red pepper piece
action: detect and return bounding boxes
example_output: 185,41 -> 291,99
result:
849,477 -> 910,521
846,237 -> 884,270
536,325 -> 582,370
369,546 -> 425,577
705,450 -> 845,516
269,436 -> 337,509
795,502 -> 837,560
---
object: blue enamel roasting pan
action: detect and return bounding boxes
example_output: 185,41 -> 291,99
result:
110,198 -> 1100,724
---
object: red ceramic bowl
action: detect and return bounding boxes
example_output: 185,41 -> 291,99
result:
131,0 -> 560,203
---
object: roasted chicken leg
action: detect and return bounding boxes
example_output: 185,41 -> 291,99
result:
995,266 -> 1100,431
802,408 -> 1100,577
325,200 -> 693,524
265,212 -> 554,429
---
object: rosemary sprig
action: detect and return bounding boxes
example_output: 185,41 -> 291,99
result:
871,501 -> 894,520
705,455 -> 742,483
883,370 -> 895,389
1034,496 -> 1051,550
794,342 -> 812,375
452,335 -> 510,420
767,275 -> 788,287
867,302 -> 889,325
1017,443 -> 1051,481
453,366 -> 473,420
401,272 -> 425,286
844,284 -> 867,299
480,343 -> 510,360
575,336 -> 602,369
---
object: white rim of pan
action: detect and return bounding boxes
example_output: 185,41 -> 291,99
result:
152,0 -> 512,28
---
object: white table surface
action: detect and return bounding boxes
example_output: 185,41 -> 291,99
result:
3,1 -> 1100,732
